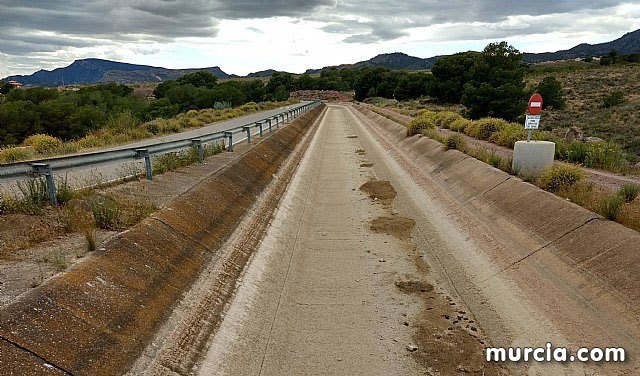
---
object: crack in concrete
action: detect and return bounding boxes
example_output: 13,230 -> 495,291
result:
0,334 -> 74,376
463,176 -> 511,206
482,217 -> 600,283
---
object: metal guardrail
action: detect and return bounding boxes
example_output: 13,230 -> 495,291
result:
0,100 -> 321,203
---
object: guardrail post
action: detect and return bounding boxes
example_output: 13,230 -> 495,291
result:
279,114 -> 284,125
225,131 -> 234,152
256,122 -> 263,137
267,118 -> 273,132
191,139 -> 203,162
243,126 -> 251,144
135,149 -> 153,180
31,163 -> 57,205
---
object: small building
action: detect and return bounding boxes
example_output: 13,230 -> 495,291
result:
8,80 -> 23,88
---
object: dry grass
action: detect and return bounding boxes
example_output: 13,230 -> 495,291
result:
527,63 -> 640,163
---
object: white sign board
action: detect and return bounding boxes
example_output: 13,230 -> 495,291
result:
525,114 -> 541,130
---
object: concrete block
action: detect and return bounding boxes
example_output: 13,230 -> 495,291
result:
512,141 -> 555,177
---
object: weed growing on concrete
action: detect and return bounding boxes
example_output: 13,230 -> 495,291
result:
91,199 -> 120,230
83,227 -> 97,255
117,197 -> 157,228
16,178 -> 49,214
55,175 -> 74,205
618,183 -> 640,203
51,248 -> 68,272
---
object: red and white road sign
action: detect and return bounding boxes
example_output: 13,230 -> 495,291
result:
528,93 -> 543,115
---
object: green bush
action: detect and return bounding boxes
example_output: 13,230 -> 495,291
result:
406,111 -> 436,137
565,142 -> 589,164
0,147 -> 34,163
22,134 -> 63,155
433,111 -> 463,129
445,134 -> 466,151
538,164 -> 587,192
466,118 -> 510,140
618,183 -> 640,203
488,123 -> 527,148
584,142 -> 626,171
599,195 -> 625,220
91,200 -> 120,230
106,110 -> 138,131
449,118 -> 472,132
602,91 -> 625,108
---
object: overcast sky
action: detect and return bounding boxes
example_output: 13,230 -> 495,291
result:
1,1 -> 640,78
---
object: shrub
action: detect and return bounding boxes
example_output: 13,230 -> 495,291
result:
0,147 -> 34,163
445,134 -> 466,151
76,134 -> 104,149
618,183 -> 640,203
466,118 -> 510,140
22,134 -> 63,155
16,178 -> 49,214
449,118 -> 472,132
433,111 -> 463,129
488,123 -> 527,148
584,142 -> 626,171
91,199 -> 120,230
406,111 -> 436,137
602,91 -> 625,108
106,110 -> 138,131
538,164 -> 587,192
422,127 -> 446,144
487,151 -> 503,168
599,195 -> 625,220
565,142 -> 589,164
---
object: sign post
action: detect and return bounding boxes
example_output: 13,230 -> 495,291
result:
526,94 -> 543,142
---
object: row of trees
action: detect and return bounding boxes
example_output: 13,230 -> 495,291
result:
0,84 -> 146,145
1,41 -> 565,146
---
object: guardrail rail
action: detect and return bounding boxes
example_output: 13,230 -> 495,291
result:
0,100 -> 321,203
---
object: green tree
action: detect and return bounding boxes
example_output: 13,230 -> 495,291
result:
0,81 -> 14,95
265,72 -> 295,100
154,80 -> 179,98
536,76 -> 566,110
430,52 -> 479,103
462,42 -> 526,121
394,72 -> 430,101
353,67 -> 388,101
6,86 -> 59,104
177,71 -> 218,89
0,101 -> 41,145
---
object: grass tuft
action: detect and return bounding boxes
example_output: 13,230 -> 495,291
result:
618,183 -> 640,203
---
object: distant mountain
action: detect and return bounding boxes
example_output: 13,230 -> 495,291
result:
305,52 -> 440,74
523,29 -> 640,63
5,29 -> 640,86
4,58 -> 236,86
246,69 -> 280,78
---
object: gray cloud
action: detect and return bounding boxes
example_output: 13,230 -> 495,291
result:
0,0 -> 635,77
309,0 -> 627,42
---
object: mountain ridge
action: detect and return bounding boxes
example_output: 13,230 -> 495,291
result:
4,29 -> 640,86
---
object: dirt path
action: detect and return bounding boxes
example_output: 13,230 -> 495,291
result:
196,105 -> 501,375
364,104 -> 640,191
